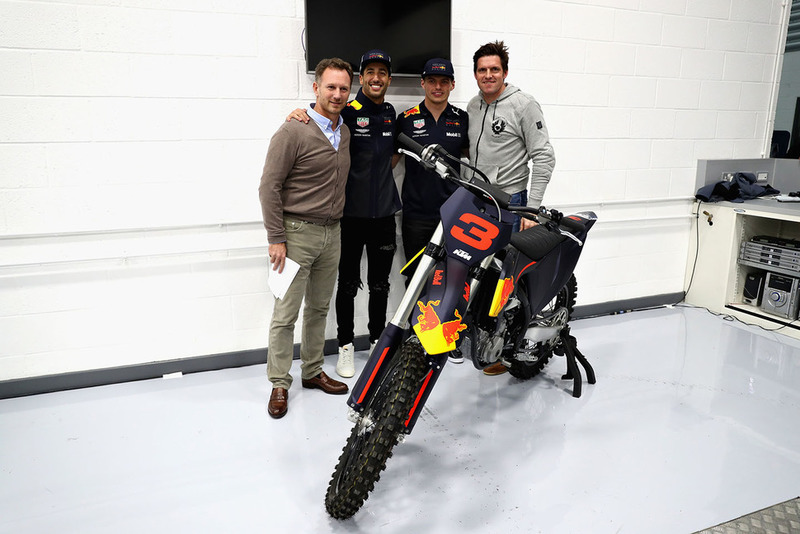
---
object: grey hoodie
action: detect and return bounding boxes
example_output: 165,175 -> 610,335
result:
467,83 -> 555,208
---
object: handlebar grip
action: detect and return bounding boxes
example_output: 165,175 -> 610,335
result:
559,215 -> 586,233
397,133 -> 425,156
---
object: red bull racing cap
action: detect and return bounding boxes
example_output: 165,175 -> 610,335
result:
359,49 -> 392,76
421,58 -> 455,79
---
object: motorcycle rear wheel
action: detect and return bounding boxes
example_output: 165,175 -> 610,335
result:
325,337 -> 428,519
508,274 -> 577,380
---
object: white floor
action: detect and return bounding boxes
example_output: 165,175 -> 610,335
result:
2,306 -> 800,534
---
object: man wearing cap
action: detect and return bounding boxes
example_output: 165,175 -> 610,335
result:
468,40 -> 555,376
287,49 -> 400,379
394,58 -> 469,363
394,58 -> 469,280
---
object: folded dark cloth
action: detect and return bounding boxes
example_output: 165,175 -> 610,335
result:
695,172 -> 780,203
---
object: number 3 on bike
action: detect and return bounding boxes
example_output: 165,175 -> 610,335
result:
325,134 -> 598,519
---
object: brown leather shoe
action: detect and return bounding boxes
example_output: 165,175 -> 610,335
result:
302,371 -> 349,395
268,387 -> 288,418
483,361 -> 508,376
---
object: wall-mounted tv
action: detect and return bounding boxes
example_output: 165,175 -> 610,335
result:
304,0 -> 452,77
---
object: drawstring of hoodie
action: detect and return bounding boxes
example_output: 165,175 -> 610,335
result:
472,99 -> 498,179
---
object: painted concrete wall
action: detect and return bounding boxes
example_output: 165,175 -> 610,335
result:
0,0 -> 787,380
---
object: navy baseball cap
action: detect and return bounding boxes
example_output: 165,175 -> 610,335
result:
359,49 -> 392,75
421,58 -> 455,79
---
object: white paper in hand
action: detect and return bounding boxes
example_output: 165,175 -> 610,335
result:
268,258 -> 300,299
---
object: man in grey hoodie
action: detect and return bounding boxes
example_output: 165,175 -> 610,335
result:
467,40 -> 556,376
467,40 -> 555,233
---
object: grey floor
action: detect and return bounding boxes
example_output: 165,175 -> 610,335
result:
2,305 -> 800,534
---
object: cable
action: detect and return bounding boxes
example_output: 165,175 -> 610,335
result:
676,302 -> 799,334
682,199 -> 702,300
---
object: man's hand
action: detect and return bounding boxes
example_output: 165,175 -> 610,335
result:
286,108 -> 310,123
269,242 -> 287,273
520,217 -> 538,231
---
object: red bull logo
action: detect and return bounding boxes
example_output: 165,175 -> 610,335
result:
441,310 -> 467,345
500,278 -> 514,302
489,277 -> 515,317
416,300 -> 442,332
414,300 -> 468,354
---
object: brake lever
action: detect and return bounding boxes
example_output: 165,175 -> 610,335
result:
397,148 -> 436,172
559,228 -> 584,246
538,207 -> 584,246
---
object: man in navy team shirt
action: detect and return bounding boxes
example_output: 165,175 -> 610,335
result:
393,58 -> 469,362
394,58 -> 469,278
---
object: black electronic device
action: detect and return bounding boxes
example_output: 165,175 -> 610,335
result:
742,271 -> 765,306
750,235 -> 800,250
304,0 -> 451,76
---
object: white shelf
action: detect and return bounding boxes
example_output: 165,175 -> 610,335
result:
685,198 -> 800,338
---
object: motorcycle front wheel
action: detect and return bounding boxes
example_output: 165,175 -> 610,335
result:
325,337 -> 428,519
508,274 -> 577,380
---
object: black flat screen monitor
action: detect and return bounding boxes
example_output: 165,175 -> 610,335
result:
304,0 -> 452,77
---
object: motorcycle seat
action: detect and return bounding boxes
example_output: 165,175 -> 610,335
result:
510,225 -> 566,261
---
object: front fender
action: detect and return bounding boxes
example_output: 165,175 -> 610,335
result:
411,257 -> 471,355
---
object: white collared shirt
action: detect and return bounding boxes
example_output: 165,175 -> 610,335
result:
307,106 -> 343,150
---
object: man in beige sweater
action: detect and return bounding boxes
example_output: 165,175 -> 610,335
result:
258,58 -> 353,419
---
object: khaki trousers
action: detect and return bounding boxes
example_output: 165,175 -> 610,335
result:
267,217 -> 341,389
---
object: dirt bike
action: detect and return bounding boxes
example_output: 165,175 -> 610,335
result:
324,133 -> 597,519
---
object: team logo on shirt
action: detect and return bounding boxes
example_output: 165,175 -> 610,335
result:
446,120 -> 460,127
404,106 -> 421,118
357,117 -> 369,127
413,119 -> 425,129
491,117 -> 507,135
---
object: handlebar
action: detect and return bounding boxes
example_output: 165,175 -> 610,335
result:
397,132 -> 425,157
397,133 -> 586,236
558,214 -> 587,233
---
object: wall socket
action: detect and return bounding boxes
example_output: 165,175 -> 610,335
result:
721,171 -> 769,183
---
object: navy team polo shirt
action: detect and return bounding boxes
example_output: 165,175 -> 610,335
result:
340,89 -> 400,218
396,101 -> 470,220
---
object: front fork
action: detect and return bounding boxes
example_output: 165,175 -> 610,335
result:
346,226 -> 444,416
402,256 -> 500,432
346,226 -> 491,433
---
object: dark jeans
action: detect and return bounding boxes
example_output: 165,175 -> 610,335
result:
401,216 -> 440,282
335,215 -> 397,346
508,190 -> 528,233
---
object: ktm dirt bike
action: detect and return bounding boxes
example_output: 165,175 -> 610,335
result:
324,134 -> 597,520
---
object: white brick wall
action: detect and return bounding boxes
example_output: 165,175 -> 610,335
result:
0,0 -> 790,380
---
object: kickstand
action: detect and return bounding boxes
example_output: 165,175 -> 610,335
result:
559,325 -> 596,398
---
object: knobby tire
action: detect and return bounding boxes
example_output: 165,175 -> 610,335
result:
325,338 -> 428,519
